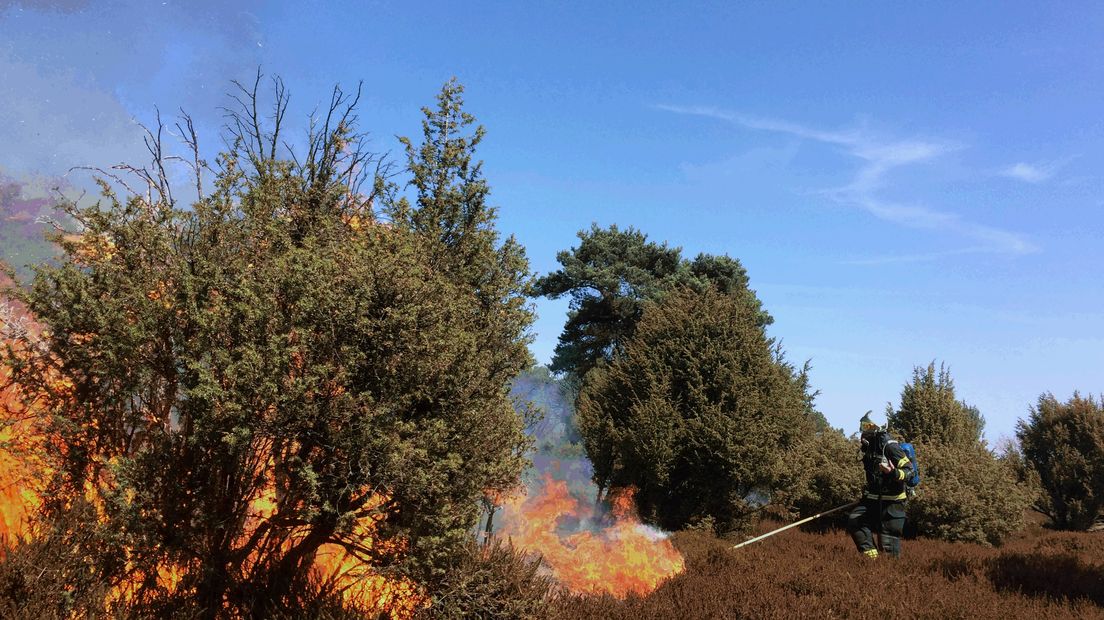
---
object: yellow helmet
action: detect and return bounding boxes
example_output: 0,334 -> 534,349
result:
859,411 -> 880,434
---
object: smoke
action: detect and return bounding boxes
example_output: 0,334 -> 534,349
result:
0,1 -> 266,179
511,369 -> 594,495
0,173 -> 84,282
0,1 -> 270,277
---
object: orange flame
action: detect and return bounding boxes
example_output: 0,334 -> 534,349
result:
313,542 -> 424,618
0,342 -> 424,617
498,475 -> 684,597
0,300 -> 47,545
0,423 -> 41,543
237,453 -> 426,618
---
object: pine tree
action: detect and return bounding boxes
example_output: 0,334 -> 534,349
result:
535,224 -> 770,381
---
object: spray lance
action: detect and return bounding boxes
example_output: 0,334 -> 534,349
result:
730,500 -> 859,550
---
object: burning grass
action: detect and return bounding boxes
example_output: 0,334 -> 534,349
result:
549,518 -> 1104,619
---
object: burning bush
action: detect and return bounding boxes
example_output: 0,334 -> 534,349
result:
0,78 -> 534,618
416,539 -> 556,620
495,476 -> 685,598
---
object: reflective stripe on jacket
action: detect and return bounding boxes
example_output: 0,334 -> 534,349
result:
862,434 -> 914,501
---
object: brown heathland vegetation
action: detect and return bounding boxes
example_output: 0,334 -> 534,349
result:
549,515 -> 1104,620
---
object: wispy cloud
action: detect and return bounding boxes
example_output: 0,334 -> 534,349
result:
1001,162 -> 1052,183
998,158 -> 1075,184
657,104 -> 1038,259
839,247 -> 990,266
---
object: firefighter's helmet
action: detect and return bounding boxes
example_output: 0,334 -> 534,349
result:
859,411 -> 880,434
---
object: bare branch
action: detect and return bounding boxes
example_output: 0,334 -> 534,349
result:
174,111 -> 205,202
138,108 -> 174,208
269,75 -> 289,160
68,165 -> 143,200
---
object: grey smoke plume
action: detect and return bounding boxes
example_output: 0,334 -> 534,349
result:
0,1 -> 267,274
0,1 -> 266,180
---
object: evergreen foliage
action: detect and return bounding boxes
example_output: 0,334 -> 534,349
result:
576,287 -> 810,534
1017,393 -> 1104,530
777,428 -> 865,522
887,362 -> 984,446
0,78 -> 534,617
995,436 -> 1048,518
907,440 -> 1032,546
534,224 -> 770,380
885,362 -> 1029,545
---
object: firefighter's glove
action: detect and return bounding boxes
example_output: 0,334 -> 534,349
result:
878,458 -> 894,475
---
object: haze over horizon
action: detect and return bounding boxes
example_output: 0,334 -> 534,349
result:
2,1 -> 1101,442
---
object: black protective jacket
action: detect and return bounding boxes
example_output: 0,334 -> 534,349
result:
861,432 -> 914,501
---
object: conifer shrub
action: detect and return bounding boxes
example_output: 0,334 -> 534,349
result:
907,440 -> 1032,546
887,362 -> 983,446
0,78 -> 536,617
997,436 -> 1048,515
882,362 -> 1030,546
576,287 -> 812,535
1017,392 -> 1104,530
776,427 -> 865,525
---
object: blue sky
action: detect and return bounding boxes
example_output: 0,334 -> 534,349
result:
2,1 -> 1101,442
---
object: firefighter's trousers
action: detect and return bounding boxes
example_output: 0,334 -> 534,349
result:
848,497 -> 905,557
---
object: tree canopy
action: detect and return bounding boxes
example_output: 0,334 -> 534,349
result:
534,224 -> 770,380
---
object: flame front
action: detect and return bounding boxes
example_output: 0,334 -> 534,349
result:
313,542 -> 423,618
498,475 -> 684,597
0,302 -> 46,545
237,456 -> 427,618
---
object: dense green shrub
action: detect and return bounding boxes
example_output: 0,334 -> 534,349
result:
996,437 -> 1048,516
576,287 -> 812,534
908,440 -> 1032,546
776,427 -> 865,523
882,363 -> 1029,545
1017,393 -> 1104,530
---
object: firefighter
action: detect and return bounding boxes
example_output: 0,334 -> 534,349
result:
847,411 -> 914,558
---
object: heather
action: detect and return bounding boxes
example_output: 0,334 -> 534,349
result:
550,519 -> 1104,619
